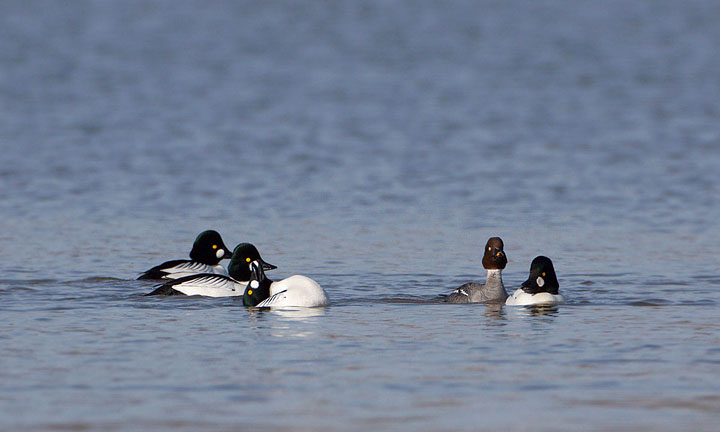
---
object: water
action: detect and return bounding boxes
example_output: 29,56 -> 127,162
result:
1,0 -> 719,430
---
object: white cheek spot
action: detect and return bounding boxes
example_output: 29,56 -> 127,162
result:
250,280 -> 259,289
216,249 -> 225,259
536,277 -> 545,287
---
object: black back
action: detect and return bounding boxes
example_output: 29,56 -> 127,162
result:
137,259 -> 188,280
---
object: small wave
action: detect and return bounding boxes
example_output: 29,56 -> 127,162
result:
0,278 -> 57,285
565,272 -> 632,278
329,295 -> 443,306
627,299 -> 672,306
690,275 -> 720,284
0,286 -> 37,293
642,280 -> 692,287
68,276 -> 128,283
568,395 -> 720,413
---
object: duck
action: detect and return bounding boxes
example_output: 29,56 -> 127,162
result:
243,260 -> 328,308
137,230 -> 233,280
444,237 -> 508,303
145,243 -> 276,297
505,256 -> 564,306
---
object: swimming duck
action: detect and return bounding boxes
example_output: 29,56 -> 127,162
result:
145,243 -> 276,297
444,237 -> 508,304
138,230 -> 233,280
505,256 -> 564,306
243,260 -> 328,308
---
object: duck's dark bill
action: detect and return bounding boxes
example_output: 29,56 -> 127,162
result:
261,260 -> 277,271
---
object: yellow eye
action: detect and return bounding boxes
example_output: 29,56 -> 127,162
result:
542,272 -> 546,277
245,257 -> 251,263
212,245 -> 218,250
247,289 -> 253,295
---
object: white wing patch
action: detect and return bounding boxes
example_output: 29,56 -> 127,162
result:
173,262 -> 210,272
175,275 -> 233,290
452,288 -> 469,296
255,290 -> 288,307
159,261 -> 229,280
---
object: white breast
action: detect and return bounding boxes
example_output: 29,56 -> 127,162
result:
257,275 -> 329,308
505,289 -> 564,306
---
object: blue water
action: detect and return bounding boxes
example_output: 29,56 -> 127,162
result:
1,1 -> 720,430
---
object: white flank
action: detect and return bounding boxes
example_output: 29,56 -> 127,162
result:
172,275 -> 248,297
256,275 -> 328,308
505,289 -> 564,306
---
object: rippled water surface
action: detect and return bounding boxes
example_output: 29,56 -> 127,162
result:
1,1 -> 720,430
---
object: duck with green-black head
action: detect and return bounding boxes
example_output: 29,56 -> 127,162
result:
243,258 -> 328,308
138,230 -> 233,280
146,243 -> 276,297
505,256 -> 564,306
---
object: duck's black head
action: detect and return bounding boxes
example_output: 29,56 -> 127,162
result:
243,260 -> 272,307
521,256 -> 559,295
227,243 -> 277,281
481,237 -> 507,270
188,230 -> 232,265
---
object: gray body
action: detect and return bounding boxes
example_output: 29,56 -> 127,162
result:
445,269 -> 507,304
